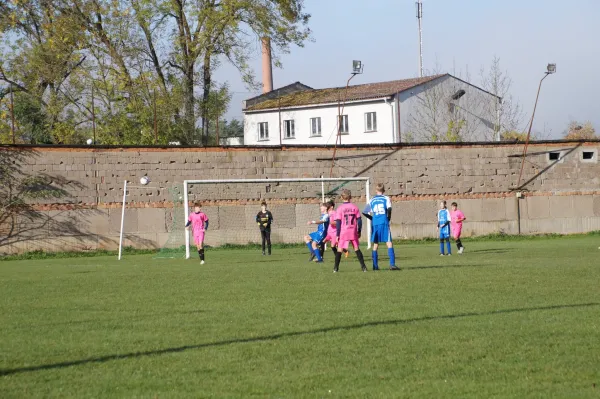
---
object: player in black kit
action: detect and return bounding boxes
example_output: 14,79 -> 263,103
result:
256,201 -> 274,255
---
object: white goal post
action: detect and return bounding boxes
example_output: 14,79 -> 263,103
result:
183,177 -> 371,259
118,179 -> 155,260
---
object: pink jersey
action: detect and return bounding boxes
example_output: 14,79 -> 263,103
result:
188,212 -> 208,235
327,210 -> 337,235
336,202 -> 361,241
450,210 -> 465,231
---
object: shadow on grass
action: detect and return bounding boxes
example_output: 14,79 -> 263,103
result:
1,302 -> 597,377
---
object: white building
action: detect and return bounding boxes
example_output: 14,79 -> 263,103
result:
243,74 -> 501,145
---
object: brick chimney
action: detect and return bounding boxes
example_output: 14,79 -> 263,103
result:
261,37 -> 273,94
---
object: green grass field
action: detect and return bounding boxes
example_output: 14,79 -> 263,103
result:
1,236 -> 600,398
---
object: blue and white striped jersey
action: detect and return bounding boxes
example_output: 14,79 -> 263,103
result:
437,209 -> 451,227
365,194 -> 392,226
317,213 -> 330,234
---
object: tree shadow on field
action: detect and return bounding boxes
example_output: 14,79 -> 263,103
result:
1,302 -> 597,377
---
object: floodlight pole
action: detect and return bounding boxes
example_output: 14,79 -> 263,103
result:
118,180 -> 127,260
330,71 -> 360,178
516,64 -> 555,189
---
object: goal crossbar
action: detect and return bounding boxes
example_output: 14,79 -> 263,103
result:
183,177 -> 371,259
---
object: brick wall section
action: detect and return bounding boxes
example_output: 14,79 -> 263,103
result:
11,142 -> 600,205
1,141 -> 600,254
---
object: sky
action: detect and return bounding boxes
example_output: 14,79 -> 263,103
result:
216,0 -> 600,138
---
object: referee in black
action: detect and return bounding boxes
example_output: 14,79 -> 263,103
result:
256,201 -> 273,255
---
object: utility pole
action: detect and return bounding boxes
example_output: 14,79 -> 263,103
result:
416,0 -> 424,77
9,84 -> 16,144
153,90 -> 158,144
216,114 -> 220,146
91,84 -> 96,144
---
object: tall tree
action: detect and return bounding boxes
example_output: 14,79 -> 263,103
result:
1,0 -> 311,145
0,0 -> 88,143
479,56 -> 523,139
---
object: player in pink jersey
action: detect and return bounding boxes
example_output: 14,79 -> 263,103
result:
320,200 -> 338,260
333,189 -> 368,273
450,202 -> 466,254
185,202 -> 209,264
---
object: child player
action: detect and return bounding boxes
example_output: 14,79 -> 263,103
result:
334,189 -> 368,273
450,202 -> 466,254
185,202 -> 209,264
320,200 -> 338,260
304,202 -> 330,263
256,201 -> 273,255
437,200 -> 452,256
362,183 -> 399,271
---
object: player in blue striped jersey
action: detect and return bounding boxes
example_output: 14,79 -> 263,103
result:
362,183 -> 399,271
437,200 -> 452,256
304,202 -> 330,263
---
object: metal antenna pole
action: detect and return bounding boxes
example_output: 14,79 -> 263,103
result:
416,0 -> 424,77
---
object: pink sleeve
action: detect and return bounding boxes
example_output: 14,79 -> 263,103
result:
459,211 -> 465,219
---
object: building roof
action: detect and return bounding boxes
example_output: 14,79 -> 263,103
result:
244,74 -> 445,112
243,82 -> 313,110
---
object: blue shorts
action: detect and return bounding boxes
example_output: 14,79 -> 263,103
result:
439,225 -> 450,239
309,231 -> 326,244
371,224 -> 392,244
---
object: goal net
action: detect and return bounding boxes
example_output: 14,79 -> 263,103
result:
163,177 -> 371,259
154,185 -> 187,259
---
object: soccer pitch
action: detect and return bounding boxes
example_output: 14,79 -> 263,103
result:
1,237 -> 599,398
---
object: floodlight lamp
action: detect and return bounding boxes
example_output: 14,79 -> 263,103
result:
546,63 -> 556,74
352,60 -> 363,74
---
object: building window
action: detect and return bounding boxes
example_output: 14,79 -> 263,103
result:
365,112 -> 377,132
547,151 -> 564,163
581,150 -> 597,163
258,122 -> 269,141
338,115 -> 349,134
310,117 -> 322,137
284,120 -> 295,139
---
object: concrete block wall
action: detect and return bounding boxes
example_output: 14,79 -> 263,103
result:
1,142 -> 599,254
